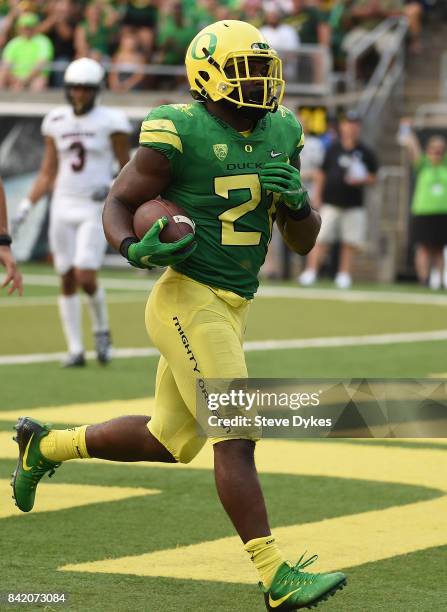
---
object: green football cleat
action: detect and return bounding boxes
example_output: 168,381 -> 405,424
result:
262,553 -> 347,610
11,417 -> 61,512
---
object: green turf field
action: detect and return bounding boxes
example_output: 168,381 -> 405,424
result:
1,264 -> 447,611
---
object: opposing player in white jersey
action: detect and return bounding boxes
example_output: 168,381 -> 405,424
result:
14,58 -> 132,367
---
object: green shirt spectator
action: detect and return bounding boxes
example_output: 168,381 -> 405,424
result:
2,13 -> 53,80
286,0 -> 330,45
412,155 -> 447,216
157,4 -> 196,65
348,0 -> 403,30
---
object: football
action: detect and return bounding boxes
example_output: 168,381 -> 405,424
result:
133,198 -> 195,247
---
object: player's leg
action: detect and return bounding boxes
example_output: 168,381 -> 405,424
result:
335,243 -> 356,289
428,246 -> 444,290
50,216 -> 85,366
213,439 -> 269,542
11,412 -> 175,513
146,270 -> 347,607
75,214 -> 111,363
11,350 -> 206,511
298,204 -> 338,286
336,207 -> 366,289
84,354 -> 204,464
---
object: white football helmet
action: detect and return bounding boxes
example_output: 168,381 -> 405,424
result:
64,58 -> 105,87
64,58 -> 105,114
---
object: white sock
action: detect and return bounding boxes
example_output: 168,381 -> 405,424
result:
86,286 -> 109,333
58,294 -> 83,355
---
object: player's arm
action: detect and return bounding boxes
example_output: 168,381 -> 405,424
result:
111,132 -> 131,170
0,177 -> 23,295
103,146 -> 195,268
103,146 -> 171,248
312,168 -> 325,209
273,157 -> 322,256
13,136 -> 58,228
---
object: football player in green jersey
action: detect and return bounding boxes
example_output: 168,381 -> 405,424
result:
12,20 -> 347,610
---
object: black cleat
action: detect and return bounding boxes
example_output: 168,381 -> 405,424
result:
61,352 -> 86,368
95,330 -> 112,365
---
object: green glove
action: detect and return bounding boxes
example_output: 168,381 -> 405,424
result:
259,162 -> 309,210
127,216 -> 197,269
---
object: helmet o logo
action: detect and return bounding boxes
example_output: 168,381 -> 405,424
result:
191,33 -> 218,60
245,144 -> 253,153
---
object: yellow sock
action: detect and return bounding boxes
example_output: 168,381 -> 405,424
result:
244,535 -> 284,588
39,426 -> 90,462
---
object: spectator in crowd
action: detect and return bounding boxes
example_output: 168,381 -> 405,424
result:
0,176 -> 22,295
239,0 -> 264,28
108,30 -> 146,92
403,0 -> 424,53
0,12 -> 54,91
287,0 -> 331,45
74,1 -> 119,61
299,110 -> 378,289
37,0 -> 77,86
327,0 -> 356,69
156,2 -> 196,66
121,0 -> 158,58
0,0 -> 21,49
190,0 -> 219,30
399,120 -> 447,289
260,5 -> 300,80
339,0 -> 404,78
286,0 -> 331,84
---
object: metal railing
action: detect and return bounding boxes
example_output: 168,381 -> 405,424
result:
414,103 -> 447,126
345,17 -> 407,92
352,18 -> 408,148
367,166 -> 408,281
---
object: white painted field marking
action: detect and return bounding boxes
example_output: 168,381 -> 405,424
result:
0,293 -> 149,308
258,285 -> 447,305
1,275 -> 447,306
22,274 -> 155,291
1,329 -> 446,365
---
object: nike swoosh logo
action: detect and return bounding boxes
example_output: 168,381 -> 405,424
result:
139,255 -> 152,266
269,588 -> 302,608
22,433 -> 35,471
270,151 -> 283,158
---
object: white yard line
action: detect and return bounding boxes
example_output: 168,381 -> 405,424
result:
1,329 -> 446,366
257,285 -> 447,305
0,275 -> 446,307
0,293 -> 148,308
22,274 -> 155,291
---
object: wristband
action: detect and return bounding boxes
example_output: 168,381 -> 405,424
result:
286,202 -> 312,221
119,236 -> 139,259
0,234 -> 12,246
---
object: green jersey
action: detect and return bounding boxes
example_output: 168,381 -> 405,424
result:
412,155 -> 447,216
139,102 -> 304,298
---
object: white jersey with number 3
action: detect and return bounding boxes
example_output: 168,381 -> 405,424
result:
42,105 -> 132,213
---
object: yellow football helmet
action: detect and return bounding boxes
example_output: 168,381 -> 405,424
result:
185,20 -> 285,112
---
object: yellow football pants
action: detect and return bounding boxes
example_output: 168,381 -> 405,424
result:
145,268 -> 253,463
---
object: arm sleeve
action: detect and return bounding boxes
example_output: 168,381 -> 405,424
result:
364,148 -> 379,174
109,109 -> 132,135
289,120 -> 305,165
321,147 -> 331,172
139,106 -> 183,162
41,111 -> 53,138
